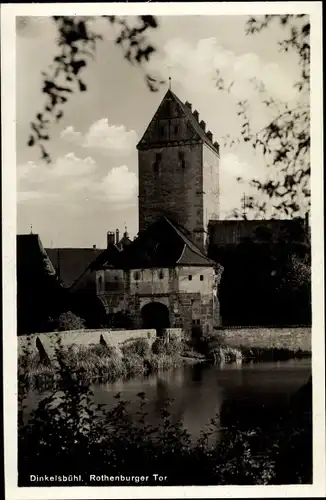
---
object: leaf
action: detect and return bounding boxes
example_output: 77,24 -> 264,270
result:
78,80 -> 87,92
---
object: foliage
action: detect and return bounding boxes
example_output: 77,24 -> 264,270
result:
27,15 -> 162,162
121,338 -> 151,357
217,15 -> 310,218
55,311 -> 86,331
18,336 -> 183,389
18,361 -> 312,485
212,222 -> 311,326
151,337 -> 166,355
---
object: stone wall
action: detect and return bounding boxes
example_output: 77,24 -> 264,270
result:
216,327 -> 311,352
18,329 -> 157,360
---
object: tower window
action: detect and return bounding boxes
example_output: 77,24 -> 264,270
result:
134,271 -> 140,281
153,153 -> 162,175
159,270 -> 164,279
188,275 -> 192,281
98,276 -> 103,290
178,151 -> 185,169
200,275 -> 204,281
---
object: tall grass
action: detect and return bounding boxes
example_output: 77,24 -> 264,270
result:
18,337 -> 184,389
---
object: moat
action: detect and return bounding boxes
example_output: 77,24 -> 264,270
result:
23,358 -> 311,439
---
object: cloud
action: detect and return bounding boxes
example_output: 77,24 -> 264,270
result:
149,37 -> 298,103
17,153 -> 137,210
60,126 -> 82,145
60,120 -> 138,156
98,165 -> 138,203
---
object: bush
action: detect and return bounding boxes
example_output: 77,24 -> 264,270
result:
151,337 -> 166,355
18,374 -> 312,486
122,338 -> 150,358
164,334 -> 182,355
56,311 -> 86,331
152,335 -> 183,356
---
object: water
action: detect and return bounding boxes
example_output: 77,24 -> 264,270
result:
23,358 -> 311,440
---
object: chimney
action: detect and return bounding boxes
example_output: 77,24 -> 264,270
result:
93,244 -> 96,250
185,101 -> 192,111
199,120 -> 206,132
193,110 -> 199,121
213,141 -> 220,154
115,228 -> 120,245
107,231 -> 115,247
206,130 -> 213,142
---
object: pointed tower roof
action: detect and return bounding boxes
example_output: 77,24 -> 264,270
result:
137,89 -> 219,155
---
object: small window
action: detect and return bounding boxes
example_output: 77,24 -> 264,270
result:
153,153 -> 162,175
134,271 -> 140,281
200,275 -> 204,281
153,162 -> 159,174
197,319 -> 201,325
188,275 -> 192,281
159,270 -> 164,279
114,276 -> 118,281
160,125 -> 165,136
98,276 -> 103,289
174,125 -> 179,135
178,151 -> 185,169
192,319 -> 196,325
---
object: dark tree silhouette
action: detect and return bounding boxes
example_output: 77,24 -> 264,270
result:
26,15 -> 162,163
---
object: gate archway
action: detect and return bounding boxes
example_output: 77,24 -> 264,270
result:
141,301 -> 170,336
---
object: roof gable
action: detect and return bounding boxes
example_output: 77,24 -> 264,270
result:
99,217 -> 214,269
137,90 -> 219,155
45,248 -> 105,288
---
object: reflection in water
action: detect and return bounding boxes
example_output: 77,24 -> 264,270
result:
23,359 -> 311,441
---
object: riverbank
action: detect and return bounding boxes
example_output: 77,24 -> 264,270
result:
18,337 -> 187,388
195,327 -> 311,364
18,328 -> 311,389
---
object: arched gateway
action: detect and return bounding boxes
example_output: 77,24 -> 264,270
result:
141,302 -> 170,336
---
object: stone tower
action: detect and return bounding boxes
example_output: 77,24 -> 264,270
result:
137,89 -> 220,250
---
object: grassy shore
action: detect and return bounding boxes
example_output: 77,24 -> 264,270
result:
193,332 -> 311,364
18,331 -> 311,390
18,336 -> 186,388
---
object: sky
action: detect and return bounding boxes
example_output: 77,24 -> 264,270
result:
16,15 -> 306,248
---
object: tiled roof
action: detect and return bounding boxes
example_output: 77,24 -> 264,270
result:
169,91 -> 219,154
17,234 -> 57,279
97,217 -> 214,270
46,247 -> 105,288
137,89 -> 219,154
